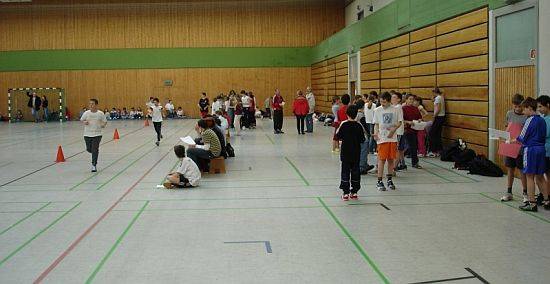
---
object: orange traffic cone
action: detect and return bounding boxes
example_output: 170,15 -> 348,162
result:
56,145 -> 65,163
113,128 -> 120,140
144,119 -> 150,127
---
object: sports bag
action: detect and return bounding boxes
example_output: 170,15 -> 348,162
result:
468,155 -> 504,177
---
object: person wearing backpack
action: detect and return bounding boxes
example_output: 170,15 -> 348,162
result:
500,94 -> 528,203
535,95 -> 550,210
514,98 -> 547,212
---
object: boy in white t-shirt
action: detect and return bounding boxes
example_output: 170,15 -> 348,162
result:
373,92 -> 402,191
164,145 -> 201,189
80,99 -> 108,172
392,92 -> 407,171
148,97 -> 164,146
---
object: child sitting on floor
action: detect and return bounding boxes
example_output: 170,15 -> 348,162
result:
164,145 -> 201,189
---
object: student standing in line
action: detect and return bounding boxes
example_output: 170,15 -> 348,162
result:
264,96 -> 272,119
292,90 -> 309,135
148,98 -> 164,146
536,95 -> 550,210
305,87 -> 315,133
331,95 -> 341,152
80,99 -> 107,172
500,94 -> 528,202
336,105 -> 365,201
249,92 -> 257,129
356,99 -> 374,175
515,97 -> 547,212
234,95 -> 243,136
413,96 -> 428,157
373,92 -> 402,191
392,92 -> 406,171
241,91 -> 251,129
428,87 -> 445,157
364,94 -> 377,155
402,94 -> 423,169
228,91 -> 237,128
272,89 -> 285,134
198,93 -> 209,118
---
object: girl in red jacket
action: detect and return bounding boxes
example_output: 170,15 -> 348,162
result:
293,90 -> 310,135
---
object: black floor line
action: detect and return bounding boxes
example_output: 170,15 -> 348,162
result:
380,203 -> 391,210
0,126 -> 145,187
408,268 -> 489,284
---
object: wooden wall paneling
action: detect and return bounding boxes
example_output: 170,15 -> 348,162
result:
436,8 -> 488,36
410,50 -> 436,65
410,38 -> 436,54
446,114 -> 488,131
437,71 -> 489,87
437,39 -> 489,61
410,25 -> 436,43
437,55 -> 488,74
380,34 -> 409,50
443,127 -> 488,146
436,23 -> 488,49
410,63 -> 436,77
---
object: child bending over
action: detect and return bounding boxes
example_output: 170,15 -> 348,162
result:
164,145 -> 201,189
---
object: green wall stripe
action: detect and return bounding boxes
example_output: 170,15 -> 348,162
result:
0,47 -> 312,72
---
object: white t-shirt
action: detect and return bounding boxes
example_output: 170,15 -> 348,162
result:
218,116 -> 229,133
364,103 -> 375,124
165,103 -> 174,111
373,105 -> 402,144
434,95 -> 446,116
394,104 -> 404,135
80,110 -> 107,137
150,105 -> 163,122
212,101 -> 222,114
241,96 -> 251,108
176,157 -> 201,186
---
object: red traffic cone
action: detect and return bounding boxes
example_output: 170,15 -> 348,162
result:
113,128 -> 120,140
56,145 -> 66,163
144,119 -> 150,127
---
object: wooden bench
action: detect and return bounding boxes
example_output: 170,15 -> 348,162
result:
208,156 -> 226,174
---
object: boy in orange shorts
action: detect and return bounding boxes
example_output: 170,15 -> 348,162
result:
373,92 -> 403,191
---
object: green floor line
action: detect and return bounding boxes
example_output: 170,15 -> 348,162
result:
479,193 -> 550,224
317,197 -> 390,284
86,201 -> 150,284
94,125 -> 187,191
0,202 -> 81,267
264,133 -> 275,145
421,159 -> 480,182
0,202 -> 51,236
69,136 -> 158,191
284,156 -> 310,186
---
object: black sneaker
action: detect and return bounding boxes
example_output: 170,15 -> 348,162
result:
536,193 -> 544,206
519,202 -> 538,212
376,181 -> 386,191
361,165 -> 375,175
543,201 -> 550,210
387,180 -> 396,190
155,141 -> 160,146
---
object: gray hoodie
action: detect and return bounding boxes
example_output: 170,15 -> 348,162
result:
306,92 -> 315,114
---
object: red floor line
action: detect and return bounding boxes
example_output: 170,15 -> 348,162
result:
33,145 -> 174,284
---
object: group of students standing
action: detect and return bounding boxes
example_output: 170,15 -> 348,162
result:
334,88 -> 446,200
500,94 -> 550,212
26,92 -> 50,122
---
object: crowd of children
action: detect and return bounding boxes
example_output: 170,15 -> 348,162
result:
335,89 -> 444,200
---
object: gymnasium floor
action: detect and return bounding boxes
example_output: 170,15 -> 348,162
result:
0,118 -> 549,284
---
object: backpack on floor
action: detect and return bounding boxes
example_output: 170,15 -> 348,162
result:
453,148 -> 476,170
226,143 -> 235,158
468,155 -> 504,177
441,139 -> 467,162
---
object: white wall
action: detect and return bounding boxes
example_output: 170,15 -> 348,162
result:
539,0 -> 550,96
345,0 -> 394,27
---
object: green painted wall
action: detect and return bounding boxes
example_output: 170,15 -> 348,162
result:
0,0 -> 514,71
0,47 -> 312,72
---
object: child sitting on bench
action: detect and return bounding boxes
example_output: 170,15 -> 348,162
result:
164,145 -> 201,189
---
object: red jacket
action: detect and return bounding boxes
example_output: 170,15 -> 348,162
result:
293,96 -> 309,116
272,94 -> 284,111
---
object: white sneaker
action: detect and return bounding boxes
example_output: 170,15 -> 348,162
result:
500,193 -> 513,202
427,152 -> 436,158
522,193 -> 528,203
91,166 -> 97,172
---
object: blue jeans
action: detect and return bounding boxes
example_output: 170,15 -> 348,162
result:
228,108 -> 235,128
31,108 -> 39,122
360,140 -> 370,171
305,113 -> 314,132
43,107 -> 49,121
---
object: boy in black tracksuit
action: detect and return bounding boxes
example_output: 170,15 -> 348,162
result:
335,105 -> 365,201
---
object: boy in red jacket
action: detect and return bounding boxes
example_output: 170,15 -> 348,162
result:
293,90 -> 309,135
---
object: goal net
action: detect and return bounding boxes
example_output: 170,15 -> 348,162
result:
8,88 -> 66,122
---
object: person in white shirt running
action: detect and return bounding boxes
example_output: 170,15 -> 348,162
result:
80,99 -> 107,172
148,98 -> 165,146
